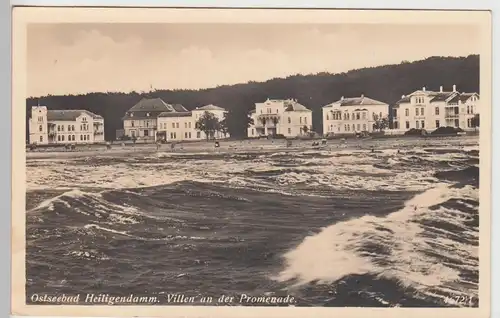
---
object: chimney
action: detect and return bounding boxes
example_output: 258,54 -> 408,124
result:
361,94 -> 364,98
453,84 -> 457,92
401,95 -> 405,99
422,86 -> 426,92
341,96 -> 344,100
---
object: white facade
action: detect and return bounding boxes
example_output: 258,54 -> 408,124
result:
156,105 -> 229,141
322,95 -> 389,136
28,106 -> 105,145
393,85 -> 480,131
247,98 -> 313,138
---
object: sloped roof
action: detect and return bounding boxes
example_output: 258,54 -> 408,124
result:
128,98 -> 174,112
459,93 -> 478,102
46,110 -> 101,121
158,111 -> 192,118
325,96 -> 387,108
284,101 -> 312,112
172,104 -> 188,112
195,104 -> 226,111
429,92 -> 456,102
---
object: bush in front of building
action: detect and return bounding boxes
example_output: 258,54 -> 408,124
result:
430,126 -> 464,135
404,128 -> 427,136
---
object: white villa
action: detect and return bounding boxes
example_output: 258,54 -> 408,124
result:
122,98 -> 184,142
392,85 -> 480,131
28,106 -> 105,145
157,104 -> 229,141
322,95 -> 389,136
247,98 -> 313,138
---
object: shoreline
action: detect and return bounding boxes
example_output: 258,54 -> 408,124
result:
26,135 -> 479,160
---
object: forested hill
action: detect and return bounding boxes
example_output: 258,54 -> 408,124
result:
26,55 -> 479,139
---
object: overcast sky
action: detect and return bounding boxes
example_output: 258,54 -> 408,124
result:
27,23 -> 480,97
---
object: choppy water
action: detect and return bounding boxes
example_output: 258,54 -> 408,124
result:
26,137 -> 480,307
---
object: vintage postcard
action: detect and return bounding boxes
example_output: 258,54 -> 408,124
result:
11,7 -> 492,318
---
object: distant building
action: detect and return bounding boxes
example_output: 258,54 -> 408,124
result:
157,104 -> 229,141
393,85 -> 480,131
122,98 -> 182,142
322,95 -> 389,136
247,98 -> 313,138
28,106 -> 105,145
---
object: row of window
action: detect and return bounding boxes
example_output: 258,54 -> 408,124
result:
159,122 -> 193,130
398,105 -> 476,117
326,112 -> 384,121
169,132 -> 201,139
130,120 -> 153,128
54,134 -> 92,142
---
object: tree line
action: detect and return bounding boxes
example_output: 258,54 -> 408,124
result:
26,55 -> 479,140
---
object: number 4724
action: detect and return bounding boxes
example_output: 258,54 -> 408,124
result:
445,295 -> 476,306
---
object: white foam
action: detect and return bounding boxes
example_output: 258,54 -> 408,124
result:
273,184 -> 478,300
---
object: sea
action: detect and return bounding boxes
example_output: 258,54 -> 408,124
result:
25,136 -> 480,307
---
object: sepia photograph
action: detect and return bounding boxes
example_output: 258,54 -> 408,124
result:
11,7 -> 492,318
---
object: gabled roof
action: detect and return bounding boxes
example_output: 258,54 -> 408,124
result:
459,93 -> 479,102
195,104 -> 226,111
429,92 -> 456,103
46,110 -> 101,121
158,111 -> 192,118
324,96 -> 387,108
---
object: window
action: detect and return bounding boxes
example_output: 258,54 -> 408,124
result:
251,129 -> 254,136
299,117 -> 302,124
421,108 -> 424,116
454,119 -> 459,127
58,135 -> 61,141
416,121 -> 419,129
62,135 -> 65,141
82,117 -> 87,122
39,136 -> 43,142
197,132 -> 201,138
326,114 -> 329,120
131,131 -> 136,137
185,122 -> 188,129
39,125 -> 43,132
131,121 -> 135,127
421,121 -> 425,128
83,135 -> 86,141
176,123 -> 179,128
57,125 -> 60,131
362,124 -> 366,131
352,124 -> 355,131
172,123 -> 175,128
362,112 -> 366,120
357,124 -> 360,131
68,125 -> 71,131
185,132 -> 188,138
146,121 -> 149,127
288,128 -> 291,134
467,118 -> 472,127
435,120 -> 440,128
406,121 -> 410,129
467,106 -> 470,114
144,130 -> 149,137
288,117 -> 291,124
72,125 -> 75,131
405,109 -> 409,116
393,109 -> 398,117
356,113 -> 360,120
416,108 -> 419,116
61,125 -> 64,131
72,135 -> 76,141
80,135 -> 82,141
379,112 -> 382,118
394,121 -> 399,129
435,107 -> 439,115
304,117 -> 307,124
188,132 -> 192,138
